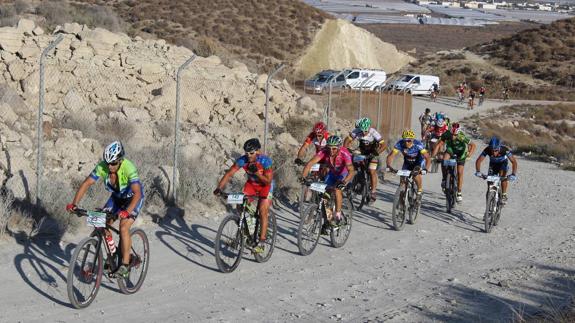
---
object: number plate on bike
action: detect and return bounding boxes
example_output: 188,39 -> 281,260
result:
353,155 -> 366,163
86,211 -> 107,228
311,163 -> 320,172
226,194 -> 244,204
430,138 -> 438,143
486,176 -> 500,183
397,170 -> 411,177
310,182 -> 327,193
443,159 -> 457,167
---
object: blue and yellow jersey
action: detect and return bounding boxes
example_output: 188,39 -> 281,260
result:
90,158 -> 143,199
393,139 -> 427,162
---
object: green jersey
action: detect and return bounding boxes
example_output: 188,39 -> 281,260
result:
89,158 -> 142,199
441,131 -> 470,160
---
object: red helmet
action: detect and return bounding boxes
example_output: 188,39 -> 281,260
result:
313,122 -> 326,133
451,122 -> 461,135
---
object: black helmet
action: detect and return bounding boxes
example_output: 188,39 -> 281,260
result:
425,108 -> 431,113
243,138 -> 261,152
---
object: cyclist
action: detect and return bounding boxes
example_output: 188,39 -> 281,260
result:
419,108 -> 433,139
431,123 -> 476,202
294,121 -> 329,166
468,89 -> 476,110
474,136 -> 518,204
386,129 -> 431,199
213,138 -> 273,254
344,117 -> 386,202
66,141 -> 144,278
431,82 -> 440,101
457,83 -> 465,104
479,86 -> 486,105
301,135 -> 354,225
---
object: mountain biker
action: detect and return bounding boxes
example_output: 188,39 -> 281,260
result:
431,82 -> 440,101
213,138 -> 273,253
457,83 -> 465,103
474,136 -> 518,204
419,108 -> 433,139
386,129 -> 431,199
431,123 -> 476,202
344,117 -> 386,202
294,121 -> 329,166
468,89 -> 476,110
301,135 -> 354,226
66,141 -> 144,278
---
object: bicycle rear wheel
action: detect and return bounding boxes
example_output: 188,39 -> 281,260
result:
297,203 -> 323,256
254,212 -> 277,263
392,183 -> 407,231
118,228 -> 150,294
214,214 -> 245,273
67,236 -> 103,309
484,191 -> 497,233
330,191 -> 354,248
445,173 -> 454,213
408,184 -> 421,224
352,172 -> 367,211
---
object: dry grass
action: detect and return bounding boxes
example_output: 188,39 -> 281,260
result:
0,191 -> 14,237
473,17 -> 575,88
463,104 -> 575,169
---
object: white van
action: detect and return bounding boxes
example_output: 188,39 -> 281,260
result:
343,69 -> 387,91
390,74 -> 440,96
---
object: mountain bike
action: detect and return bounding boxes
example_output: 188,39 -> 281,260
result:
476,174 -> 511,233
457,92 -> 465,105
214,193 -> 277,273
350,154 -> 372,210
428,138 -> 442,173
478,93 -> 485,106
389,167 -> 423,231
443,158 -> 458,214
297,180 -> 354,256
67,208 -> 150,309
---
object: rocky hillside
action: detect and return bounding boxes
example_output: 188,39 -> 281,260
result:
0,19 -> 335,233
472,17 -> 575,87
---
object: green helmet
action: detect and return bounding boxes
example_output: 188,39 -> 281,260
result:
326,135 -> 343,147
355,117 -> 371,131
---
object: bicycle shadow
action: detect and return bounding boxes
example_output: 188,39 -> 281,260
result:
153,207 -> 220,272
270,203 -> 305,256
420,193 -> 484,233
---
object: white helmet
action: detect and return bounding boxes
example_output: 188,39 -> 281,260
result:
103,141 -> 124,164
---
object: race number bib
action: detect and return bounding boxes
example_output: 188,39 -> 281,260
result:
227,194 -> 244,204
310,182 -> 327,193
86,211 -> 107,228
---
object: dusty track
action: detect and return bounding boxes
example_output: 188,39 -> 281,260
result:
1,97 -> 574,322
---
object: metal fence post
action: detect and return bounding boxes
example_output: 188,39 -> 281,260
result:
358,73 -> 375,119
327,70 -> 345,131
264,63 -> 285,153
36,34 -> 63,212
172,55 -> 196,205
377,84 -> 383,131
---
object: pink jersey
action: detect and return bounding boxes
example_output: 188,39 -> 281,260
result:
315,147 -> 352,176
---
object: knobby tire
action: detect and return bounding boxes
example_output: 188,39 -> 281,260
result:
67,236 -> 103,309
254,212 -> 277,263
392,183 -> 407,231
330,191 -> 354,248
484,190 -> 496,233
117,228 -> 150,294
214,214 -> 245,273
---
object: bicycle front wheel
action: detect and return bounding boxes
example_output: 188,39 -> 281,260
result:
214,214 -> 245,273
297,203 -> 323,256
484,191 -> 497,233
118,228 -> 150,294
254,212 -> 277,263
330,191 -> 354,248
392,183 -> 407,231
67,236 -> 103,309
408,184 -> 421,224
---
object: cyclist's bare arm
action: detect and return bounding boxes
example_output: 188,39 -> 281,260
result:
386,150 -> 398,168
422,151 -> 432,170
343,136 -> 354,148
468,142 -> 477,157
377,140 -> 387,154
343,164 -> 355,184
125,182 -> 142,215
431,139 -> 444,158
475,155 -> 486,172
216,166 -> 239,190
509,155 -> 518,174
297,142 -> 310,159
302,155 -> 323,178
71,177 -> 97,206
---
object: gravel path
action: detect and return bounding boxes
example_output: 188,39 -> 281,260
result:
1,97 -> 573,323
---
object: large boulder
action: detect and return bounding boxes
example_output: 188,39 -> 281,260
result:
78,28 -> 129,56
16,19 -> 35,35
7,60 -> 28,81
0,27 -> 24,53
0,84 -> 29,118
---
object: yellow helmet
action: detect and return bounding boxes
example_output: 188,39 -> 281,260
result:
402,129 -> 416,139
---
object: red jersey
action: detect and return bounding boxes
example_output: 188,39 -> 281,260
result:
304,130 -> 330,153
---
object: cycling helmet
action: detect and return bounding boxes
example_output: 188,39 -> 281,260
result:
313,121 -> 326,133
451,122 -> 461,135
435,112 -> 444,121
356,117 -> 371,132
425,108 -> 431,114
402,129 -> 416,140
326,135 -> 343,147
243,138 -> 261,152
488,136 -> 502,150
103,141 -> 124,164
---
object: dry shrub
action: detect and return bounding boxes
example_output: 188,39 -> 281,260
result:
95,118 -> 136,144
284,116 -> 314,143
0,191 -> 14,237
36,0 -> 124,31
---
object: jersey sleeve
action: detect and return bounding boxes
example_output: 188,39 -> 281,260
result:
260,155 -> 273,170
234,155 -> 247,169
349,128 -> 360,139
89,161 -> 107,181
315,149 -> 327,161
123,160 -> 141,184
416,141 -> 427,154
371,129 -> 383,142
393,140 -> 403,152
341,147 -> 352,165
480,147 -> 489,157
303,132 -> 314,145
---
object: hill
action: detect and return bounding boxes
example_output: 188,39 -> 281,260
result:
472,17 -> 575,87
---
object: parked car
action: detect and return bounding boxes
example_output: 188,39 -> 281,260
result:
342,68 -> 387,91
390,74 -> 440,96
303,70 -> 346,94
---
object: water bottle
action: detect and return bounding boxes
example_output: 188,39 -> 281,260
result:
245,201 -> 257,234
105,235 -> 116,254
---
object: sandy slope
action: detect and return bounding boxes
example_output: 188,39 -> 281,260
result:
0,97 -> 574,323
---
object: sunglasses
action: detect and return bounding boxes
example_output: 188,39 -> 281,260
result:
328,147 -> 339,151
108,161 -> 120,166
405,139 -> 413,143
245,151 -> 257,155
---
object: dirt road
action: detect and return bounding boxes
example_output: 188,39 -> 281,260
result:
1,97 -> 574,322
